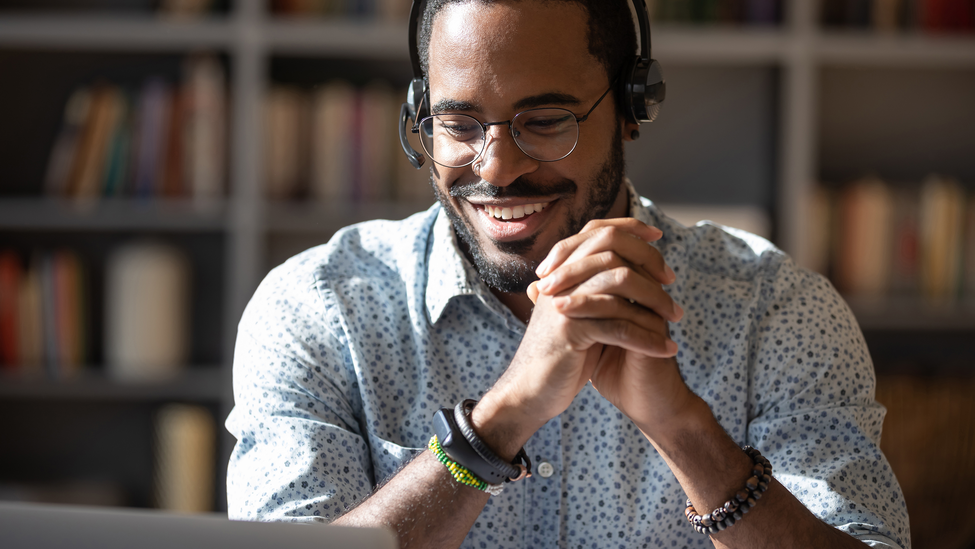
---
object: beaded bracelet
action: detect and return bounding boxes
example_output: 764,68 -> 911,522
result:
428,435 -> 505,496
684,446 -> 772,535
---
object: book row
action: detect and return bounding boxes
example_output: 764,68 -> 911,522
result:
650,0 -> 783,24
821,0 -> 975,32
264,81 -> 431,203
0,243 -> 192,379
809,175 -> 975,301
0,250 -> 87,376
43,55 -> 226,204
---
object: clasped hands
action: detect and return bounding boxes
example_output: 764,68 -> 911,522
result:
474,218 -> 698,454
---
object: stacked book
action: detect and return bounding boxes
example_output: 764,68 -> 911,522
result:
650,0 -> 783,24
821,0 -> 975,32
0,250 -> 87,377
264,80 -> 432,203
43,55 -> 226,204
811,175 -> 975,302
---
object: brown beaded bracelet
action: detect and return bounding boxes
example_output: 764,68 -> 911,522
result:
684,446 -> 772,535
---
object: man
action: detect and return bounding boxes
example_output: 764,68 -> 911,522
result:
226,1 -> 910,547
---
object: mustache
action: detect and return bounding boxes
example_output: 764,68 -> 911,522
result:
449,177 -> 577,199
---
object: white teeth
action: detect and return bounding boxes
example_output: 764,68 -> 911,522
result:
481,202 -> 548,220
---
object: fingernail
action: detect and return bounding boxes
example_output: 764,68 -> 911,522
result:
537,277 -> 552,293
666,340 -> 678,355
665,265 -> 676,283
536,257 -> 552,277
673,302 -> 684,321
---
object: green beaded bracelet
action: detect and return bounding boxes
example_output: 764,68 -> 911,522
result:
428,435 -> 504,496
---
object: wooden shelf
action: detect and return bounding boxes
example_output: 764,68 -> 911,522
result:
0,367 -> 227,402
0,199 -> 228,232
0,14 -> 234,51
264,19 -> 409,58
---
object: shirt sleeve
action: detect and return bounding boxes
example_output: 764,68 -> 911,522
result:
746,259 -> 911,548
225,254 -> 374,523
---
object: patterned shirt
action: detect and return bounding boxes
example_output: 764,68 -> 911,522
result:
226,182 -> 911,548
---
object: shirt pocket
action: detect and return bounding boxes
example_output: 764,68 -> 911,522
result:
368,434 -> 424,486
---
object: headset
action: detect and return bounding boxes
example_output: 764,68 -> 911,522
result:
398,0 -> 666,169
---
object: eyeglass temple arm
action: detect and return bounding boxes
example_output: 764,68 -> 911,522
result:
577,75 -> 622,124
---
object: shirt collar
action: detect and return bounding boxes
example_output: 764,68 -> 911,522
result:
424,178 -> 652,326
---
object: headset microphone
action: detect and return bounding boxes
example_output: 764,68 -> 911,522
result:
398,0 -> 666,169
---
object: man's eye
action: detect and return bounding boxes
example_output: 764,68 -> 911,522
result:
439,121 -> 480,139
522,115 -> 573,133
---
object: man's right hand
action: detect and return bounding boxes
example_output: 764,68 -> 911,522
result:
471,218 -> 682,460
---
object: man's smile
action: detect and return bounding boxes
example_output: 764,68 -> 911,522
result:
466,199 -> 557,242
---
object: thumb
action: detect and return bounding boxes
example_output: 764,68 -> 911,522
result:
527,280 -> 540,304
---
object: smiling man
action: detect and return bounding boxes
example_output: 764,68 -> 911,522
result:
225,1 -> 910,548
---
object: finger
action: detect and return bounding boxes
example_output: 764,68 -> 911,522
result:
527,280 -> 540,304
538,224 -> 675,287
554,293 -> 671,335
551,265 -> 682,322
536,218 -> 664,278
557,314 -> 677,358
537,249 -> 655,298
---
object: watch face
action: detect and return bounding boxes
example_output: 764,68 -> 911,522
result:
433,408 -> 454,446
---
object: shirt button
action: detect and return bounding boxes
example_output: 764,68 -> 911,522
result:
537,461 -> 555,478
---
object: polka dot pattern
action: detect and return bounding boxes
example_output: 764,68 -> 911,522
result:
226,182 -> 910,548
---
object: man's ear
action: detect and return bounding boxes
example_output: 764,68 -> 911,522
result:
622,119 -> 641,142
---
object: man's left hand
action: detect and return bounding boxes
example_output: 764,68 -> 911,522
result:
529,218 -> 696,437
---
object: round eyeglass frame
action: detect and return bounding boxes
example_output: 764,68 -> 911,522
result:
412,80 -> 617,169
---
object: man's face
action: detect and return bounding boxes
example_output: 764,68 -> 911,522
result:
427,0 -> 628,293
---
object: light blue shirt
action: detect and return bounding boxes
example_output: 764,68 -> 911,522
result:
226,183 -> 910,548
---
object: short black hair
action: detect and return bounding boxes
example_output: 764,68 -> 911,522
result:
417,0 -> 638,115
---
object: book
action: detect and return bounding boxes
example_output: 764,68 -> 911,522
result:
182,55 -> 226,204
17,256 -> 44,375
161,86 -> 186,198
67,85 -> 123,201
888,185 -> 921,296
310,81 -> 356,202
43,88 -> 92,197
918,175 -> 965,301
102,91 -> 134,197
835,176 -> 893,297
105,242 -> 190,382
0,251 -> 20,368
265,86 -> 307,200
133,78 -> 173,199
357,82 -> 395,202
153,404 -> 215,512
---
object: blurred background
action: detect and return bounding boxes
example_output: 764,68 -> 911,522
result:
0,0 -> 973,547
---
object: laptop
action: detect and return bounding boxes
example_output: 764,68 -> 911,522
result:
0,502 -> 398,549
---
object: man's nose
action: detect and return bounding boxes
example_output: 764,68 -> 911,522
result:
474,125 -> 538,186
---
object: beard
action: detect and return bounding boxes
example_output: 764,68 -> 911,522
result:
431,124 -> 626,294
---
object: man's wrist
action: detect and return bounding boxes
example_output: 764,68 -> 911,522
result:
469,390 -> 543,461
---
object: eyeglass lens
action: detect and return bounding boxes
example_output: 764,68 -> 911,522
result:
418,108 -> 581,168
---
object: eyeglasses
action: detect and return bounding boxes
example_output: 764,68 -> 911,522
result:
412,81 -> 616,169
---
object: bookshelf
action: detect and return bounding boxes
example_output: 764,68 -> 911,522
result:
1,0 -> 973,522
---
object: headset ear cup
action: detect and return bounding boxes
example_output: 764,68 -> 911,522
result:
643,59 -> 665,123
619,56 -> 641,125
622,57 -> 666,124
